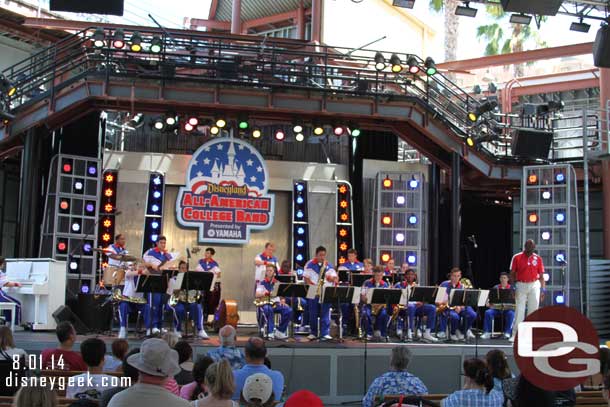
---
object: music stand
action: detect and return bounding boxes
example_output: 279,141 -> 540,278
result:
172,271 -> 215,337
488,288 -> 515,338
408,286 -> 447,304
449,289 -> 486,308
321,286 -> 360,340
272,283 -> 308,338
276,275 -> 296,284
136,270 -> 172,294
338,269 -> 353,284
351,273 -> 371,287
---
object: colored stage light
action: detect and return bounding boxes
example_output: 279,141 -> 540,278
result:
102,233 -> 111,242
339,185 -> 347,194
188,116 -> 199,126
81,285 -> 89,294
296,210 -> 304,219
293,124 -> 303,133
541,230 -> 551,241
296,240 -> 304,248
238,119 -> 249,130
296,183 -> 304,192
153,191 -> 161,199
339,228 -> 348,237
151,234 -> 158,242
382,177 -> 392,189
555,211 -> 566,223
165,115 -> 177,126
153,176 -> 162,186
424,57 -> 437,75
542,190 -> 551,200
409,177 -> 419,189
528,212 -> 538,224
527,173 -> 538,184
210,126 -> 220,135
407,253 -> 417,265
0,75 -> 16,98
543,273 -> 550,282
104,203 -> 113,213
150,36 -> 162,53
340,213 -> 349,221
252,129 -> 262,138
555,294 -> 565,304
57,240 -> 67,252
382,215 -> 392,226
297,227 -> 305,235
340,200 -> 348,208
92,27 -> 105,48
350,127 -> 361,137
105,173 -> 114,183
555,172 -> 565,184
339,256 -> 347,264
74,181 -> 83,191
151,220 -> 159,229
466,136 -> 475,146
85,202 -> 95,214
395,233 -> 405,243
105,188 -> 114,197
62,163 -> 72,173
296,197 -> 304,205
407,56 -> 420,74
296,254 -> 304,262
215,118 -> 227,128
374,52 -> 386,71
313,125 -> 324,136
396,195 -> 405,205
340,242 -> 348,251
151,204 -> 160,213
130,32 -> 142,52
112,29 -> 125,49
103,219 -> 112,228
408,214 -> 418,225
274,129 -> 285,141
333,126 -> 344,136
390,53 -> 402,73
83,243 -> 92,253
59,200 -> 70,212
555,251 -> 566,264
295,133 -> 305,142
87,165 -> 97,176
381,253 -> 391,263
184,123 -> 194,132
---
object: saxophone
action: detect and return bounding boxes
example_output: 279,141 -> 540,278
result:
437,278 -> 474,313
169,290 -> 201,307
315,261 -> 328,298
111,287 -> 148,304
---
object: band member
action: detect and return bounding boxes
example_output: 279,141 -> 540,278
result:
169,261 -> 208,339
196,247 -> 221,325
278,260 -> 295,275
509,239 -> 545,342
337,249 -> 364,332
143,235 -> 175,335
0,257 -> 22,325
278,260 -> 307,327
384,259 -> 396,276
361,266 -> 390,340
255,264 -> 292,340
303,246 -> 337,340
362,258 -> 374,274
106,234 -> 127,268
482,272 -> 515,340
254,242 -> 278,284
118,261 -> 151,338
393,269 -> 437,342
438,267 -> 477,341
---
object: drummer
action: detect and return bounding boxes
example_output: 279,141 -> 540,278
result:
106,234 -> 129,279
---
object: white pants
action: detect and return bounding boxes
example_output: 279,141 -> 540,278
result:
512,280 -> 540,337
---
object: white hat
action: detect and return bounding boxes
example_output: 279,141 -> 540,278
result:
127,338 -> 181,377
242,373 -> 273,403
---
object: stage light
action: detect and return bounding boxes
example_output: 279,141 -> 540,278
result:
104,203 -> 113,212
296,183 -> 305,192
409,176 -> 419,189
57,240 -> 67,252
153,118 -> 165,130
62,162 -> 72,173
541,230 -> 551,241
543,273 -> 550,282
0,75 -> 16,98
69,260 -> 78,271
313,125 -> 325,136
381,253 -> 391,263
555,211 -> 566,224
274,129 -> 285,141
407,253 -> 417,265
151,220 -> 159,229
528,173 -> 538,185
165,115 -> 177,126
85,202 -> 95,214
382,177 -> 392,189
555,172 -> 565,184
339,185 -> 348,194
151,234 -> 158,242
297,227 -> 305,235
488,83 -> 497,93
216,118 -> 227,128
153,176 -> 162,186
87,165 -> 97,176
184,123 -> 194,132
112,29 -> 125,49
83,243 -> 92,253
150,36 -> 162,53
340,242 -> 348,251
340,200 -> 348,208
555,294 -> 565,304
187,116 -> 199,126
424,57 -> 437,76
350,127 -> 361,137
74,181 -> 83,191
296,210 -> 304,219
295,133 -> 305,142
252,128 -> 262,138
103,219 -> 112,228
296,196 -> 304,205
339,228 -> 348,237
102,233 -> 111,242
382,215 -> 392,226
395,233 -> 405,243
238,120 -> 249,130
468,100 -> 498,122
455,3 -> 477,17
396,195 -> 405,205
528,212 -> 538,224
210,126 -> 220,135
333,126 -> 345,136
59,199 -> 70,212
151,204 -> 160,213
297,240 -> 304,248
473,85 -> 482,94
130,32 -> 142,52
510,13 -> 532,25
340,213 -> 348,221
570,20 -> 590,33
408,214 -> 418,225
105,173 -> 114,183
374,52 -> 386,71
466,136 -> 475,146
542,190 -> 551,200
406,56 -> 420,74
555,251 -> 566,264
390,53 -> 402,73
105,188 -> 114,197
292,123 -> 303,133
92,27 -> 105,48
296,254 -> 304,262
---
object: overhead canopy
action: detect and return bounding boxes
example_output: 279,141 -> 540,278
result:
211,0 -> 312,21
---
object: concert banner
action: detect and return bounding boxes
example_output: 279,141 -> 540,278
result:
176,137 -> 275,244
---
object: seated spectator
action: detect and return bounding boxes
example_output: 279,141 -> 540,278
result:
442,358 -> 503,407
603,373 -> 610,406
194,359 -> 238,407
514,375 -> 555,407
180,356 -> 214,401
108,338 -> 190,407
174,341 -> 194,385
100,348 -> 140,407
485,349 -> 512,394
284,390 -> 323,407
41,321 -> 87,371
66,338 -> 118,400
104,339 -> 129,372
12,385 -> 57,407
207,325 -> 245,369
240,373 -> 274,407
0,326 -> 26,360
363,347 -> 428,407
232,338 -> 284,402
582,347 -> 610,390
263,357 -> 271,369
161,333 -> 182,395
163,331 -> 181,348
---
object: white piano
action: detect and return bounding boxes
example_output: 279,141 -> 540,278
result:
4,258 -> 66,330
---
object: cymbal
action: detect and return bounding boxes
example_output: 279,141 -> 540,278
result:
117,254 -> 138,262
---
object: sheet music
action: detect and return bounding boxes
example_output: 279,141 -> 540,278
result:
351,287 -> 361,304
271,284 -> 279,297
168,272 -> 184,295
435,287 -> 447,303
306,285 -> 317,300
366,288 -> 374,304
478,290 -> 489,307
209,273 -> 217,291
399,288 -> 410,305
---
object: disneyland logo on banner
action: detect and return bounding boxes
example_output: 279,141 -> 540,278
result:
176,137 -> 275,244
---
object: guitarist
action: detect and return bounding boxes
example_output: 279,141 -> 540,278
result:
303,246 -> 337,341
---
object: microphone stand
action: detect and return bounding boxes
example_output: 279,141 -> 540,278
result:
185,247 -> 191,338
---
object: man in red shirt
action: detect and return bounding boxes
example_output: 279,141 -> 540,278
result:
41,321 -> 87,370
509,239 -> 546,342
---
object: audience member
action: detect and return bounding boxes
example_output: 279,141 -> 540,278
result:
514,375 -> 555,407
174,341 -> 194,385
12,385 -> 57,407
240,373 -> 274,407
100,348 -> 140,407
263,357 -> 271,369
207,325 -> 245,369
103,339 -> 129,372
108,338 -> 190,407
181,356 -> 215,401
603,372 -> 610,406
41,322 -> 87,371
485,350 -> 512,394
363,347 -> 428,407
163,331 -> 181,348
582,347 -> 610,390
194,359 -> 238,407
161,333 -> 182,395
66,338 -> 118,400
442,358 -> 503,407
0,326 -> 26,360
284,390 -> 323,407
232,338 -> 284,402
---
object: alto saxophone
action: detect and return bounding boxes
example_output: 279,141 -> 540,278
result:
253,293 -> 275,307
315,261 -> 328,298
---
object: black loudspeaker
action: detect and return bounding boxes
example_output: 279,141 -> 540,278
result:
52,305 -> 90,335
50,0 -> 124,16
594,26 -> 610,68
511,128 -> 553,160
71,294 -> 113,333
500,0 -> 562,15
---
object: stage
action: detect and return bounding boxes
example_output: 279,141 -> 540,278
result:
14,327 -> 517,405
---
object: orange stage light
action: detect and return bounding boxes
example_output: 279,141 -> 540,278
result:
339,256 -> 347,264
340,213 -> 349,221
340,200 -> 348,209
339,242 -> 348,251
381,253 -> 391,263
339,185 -> 347,194
105,174 -> 114,183
104,203 -> 113,212
528,213 -> 538,223
382,177 -> 392,189
339,229 -> 348,237
527,174 -> 538,185
104,188 -> 114,197
103,219 -> 112,228
382,215 -> 392,226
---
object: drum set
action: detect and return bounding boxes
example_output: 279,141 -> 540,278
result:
93,247 -> 139,288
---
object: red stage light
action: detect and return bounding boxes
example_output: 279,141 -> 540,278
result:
527,174 -> 538,185
382,177 -> 392,189
339,185 -> 347,194
333,126 -> 345,136
340,200 -> 348,209
57,242 -> 67,251
103,219 -> 112,228
62,163 -> 72,173
104,203 -> 113,212
104,188 -> 114,197
105,174 -> 114,183
60,200 -> 69,210
340,213 -> 349,221
339,228 -> 348,237
340,242 -> 348,251
528,213 -> 538,224
381,253 -> 391,263
382,215 -> 392,226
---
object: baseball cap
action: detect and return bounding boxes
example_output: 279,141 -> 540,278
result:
242,373 -> 273,403
284,390 -> 323,407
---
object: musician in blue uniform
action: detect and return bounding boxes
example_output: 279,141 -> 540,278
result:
384,259 -> 396,277
255,264 -> 292,340
0,257 -> 22,326
195,247 -> 221,327
303,246 -> 337,341
337,249 -> 364,333
118,260 -> 151,338
437,267 -> 477,341
481,273 -> 515,340
142,235 -> 175,335
393,269 -> 437,342
254,242 -> 279,286
361,266 -> 390,340
170,261 -> 208,339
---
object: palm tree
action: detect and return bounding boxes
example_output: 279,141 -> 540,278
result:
429,0 -> 461,63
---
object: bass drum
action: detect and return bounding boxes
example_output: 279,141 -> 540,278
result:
213,299 -> 239,332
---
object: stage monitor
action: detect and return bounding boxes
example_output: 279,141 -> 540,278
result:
511,128 -> 553,160
594,25 -> 610,68
50,0 -> 124,16
500,0 -> 562,16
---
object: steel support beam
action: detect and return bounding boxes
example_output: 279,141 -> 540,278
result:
600,68 -> 610,258
312,0 -> 322,43
231,0 -> 242,34
297,1 -> 306,40
428,162 -> 440,284
451,152 -> 461,269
